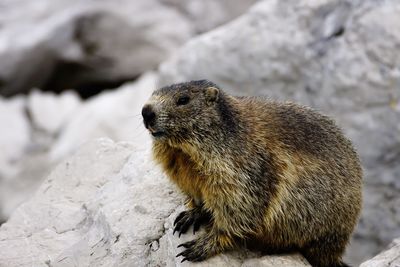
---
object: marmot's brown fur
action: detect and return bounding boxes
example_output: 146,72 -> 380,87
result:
142,80 -> 362,267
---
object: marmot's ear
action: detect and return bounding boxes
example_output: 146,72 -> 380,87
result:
205,87 -> 219,103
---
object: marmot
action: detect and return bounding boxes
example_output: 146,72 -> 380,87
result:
142,80 -> 362,267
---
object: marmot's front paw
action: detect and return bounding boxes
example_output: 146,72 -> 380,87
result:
176,239 -> 207,262
173,208 -> 211,237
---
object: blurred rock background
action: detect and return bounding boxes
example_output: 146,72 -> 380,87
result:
0,0 -> 399,266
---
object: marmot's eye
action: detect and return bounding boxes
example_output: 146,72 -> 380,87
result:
177,96 -> 190,106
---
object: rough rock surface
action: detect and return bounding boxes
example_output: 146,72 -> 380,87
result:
360,238 -> 400,267
0,72 -> 155,224
0,138 -> 311,267
49,72 -> 155,163
0,96 -> 30,180
27,90 -> 81,134
160,0 -> 259,33
0,0 -> 258,96
159,0 -> 400,264
0,90 -> 82,223
0,0 -> 192,96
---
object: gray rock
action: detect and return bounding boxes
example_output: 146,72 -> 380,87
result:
0,0 -> 192,96
0,96 -> 30,180
160,0 -> 259,33
0,72 -> 156,224
0,138 -> 311,267
27,90 -> 81,134
242,254 -> 310,267
360,238 -> 400,267
0,0 -> 259,96
159,0 -> 400,264
0,94 -> 57,223
0,145 -> 52,224
49,72 -> 156,163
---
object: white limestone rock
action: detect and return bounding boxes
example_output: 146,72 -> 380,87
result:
0,0 -> 192,96
49,72 -> 156,163
0,138 -> 311,267
0,96 -> 30,180
27,90 -> 81,134
0,0 -> 260,96
0,72 -> 155,224
360,238 -> 400,267
160,0 -> 259,33
242,254 -> 311,267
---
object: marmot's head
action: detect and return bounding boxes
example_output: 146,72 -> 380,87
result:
142,80 -> 222,142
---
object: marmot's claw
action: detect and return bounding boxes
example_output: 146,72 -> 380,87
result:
193,220 -> 201,234
182,220 -> 193,236
175,215 -> 194,237
174,211 -> 187,226
173,210 -> 195,237
177,240 -> 195,248
173,209 -> 212,237
176,240 -> 207,262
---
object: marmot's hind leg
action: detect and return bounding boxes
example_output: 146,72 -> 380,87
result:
300,234 -> 350,267
173,206 -> 212,236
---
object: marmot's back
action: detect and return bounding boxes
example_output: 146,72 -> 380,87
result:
238,97 -> 359,163
236,97 -> 362,254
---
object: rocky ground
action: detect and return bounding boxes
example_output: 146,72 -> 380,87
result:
0,0 -> 257,97
0,138 -> 313,267
0,0 -> 399,266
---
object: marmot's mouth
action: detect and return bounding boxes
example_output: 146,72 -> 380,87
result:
151,131 -> 165,138
147,126 -> 166,138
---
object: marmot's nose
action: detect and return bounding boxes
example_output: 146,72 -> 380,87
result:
142,104 -> 156,126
